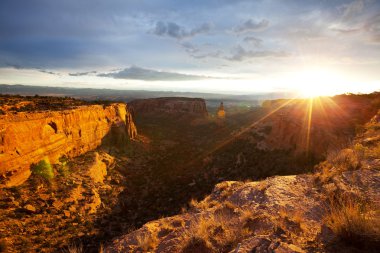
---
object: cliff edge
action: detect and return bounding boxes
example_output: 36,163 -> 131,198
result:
0,103 -> 137,187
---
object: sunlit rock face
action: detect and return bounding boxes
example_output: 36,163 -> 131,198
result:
0,103 -> 137,187
128,97 -> 208,117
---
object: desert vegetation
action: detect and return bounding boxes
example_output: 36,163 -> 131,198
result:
324,194 -> 380,249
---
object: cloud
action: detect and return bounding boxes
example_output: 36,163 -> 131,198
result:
331,27 -> 361,34
69,71 -> 98,76
233,19 -> 269,33
243,36 -> 263,47
98,66 -> 216,81
341,0 -> 364,21
364,13 -> 380,43
180,42 -> 223,59
226,45 -> 289,61
38,69 -> 60,75
4,63 -> 60,75
153,21 -> 211,39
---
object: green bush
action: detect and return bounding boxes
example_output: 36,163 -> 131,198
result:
31,159 -> 54,180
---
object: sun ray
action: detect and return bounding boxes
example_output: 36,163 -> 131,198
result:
306,97 -> 313,156
182,98 -> 297,170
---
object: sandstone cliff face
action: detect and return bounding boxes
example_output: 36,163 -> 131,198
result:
128,97 -> 208,117
0,103 -> 137,187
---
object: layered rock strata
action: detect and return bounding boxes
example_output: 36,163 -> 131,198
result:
0,103 -> 137,187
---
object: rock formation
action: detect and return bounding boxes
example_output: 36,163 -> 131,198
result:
0,103 -> 137,187
128,97 -> 208,117
217,102 -> 226,119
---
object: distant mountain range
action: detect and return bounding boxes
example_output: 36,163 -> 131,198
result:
0,84 -> 297,106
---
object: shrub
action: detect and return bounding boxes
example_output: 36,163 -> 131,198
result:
328,149 -> 360,171
324,195 -> 380,249
31,159 -> 54,180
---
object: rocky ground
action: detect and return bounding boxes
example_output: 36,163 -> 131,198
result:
0,150 -> 129,252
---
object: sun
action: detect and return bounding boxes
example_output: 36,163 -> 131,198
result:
288,68 -> 346,98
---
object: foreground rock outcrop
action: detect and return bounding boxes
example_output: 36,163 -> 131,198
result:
104,168 -> 379,253
0,103 -> 137,187
128,97 -> 208,117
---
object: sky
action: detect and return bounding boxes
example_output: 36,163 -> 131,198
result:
0,0 -> 379,96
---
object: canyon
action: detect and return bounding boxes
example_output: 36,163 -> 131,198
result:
0,93 -> 379,253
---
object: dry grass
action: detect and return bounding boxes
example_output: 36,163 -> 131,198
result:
315,148 -> 362,183
324,194 -> 380,249
63,243 -> 83,253
181,204 -> 252,253
327,148 -> 360,171
136,232 -> 159,252
189,197 -> 219,212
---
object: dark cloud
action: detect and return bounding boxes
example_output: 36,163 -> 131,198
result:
98,66 -> 215,81
243,36 -> 263,47
38,69 -> 60,75
226,46 -> 289,61
233,19 -> 269,33
4,63 -> 60,75
69,71 -> 98,76
153,21 -> 211,39
180,42 -> 222,59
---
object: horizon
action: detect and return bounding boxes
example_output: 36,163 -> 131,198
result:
1,0 -> 380,97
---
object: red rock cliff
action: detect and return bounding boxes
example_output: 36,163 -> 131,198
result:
0,103 -> 137,187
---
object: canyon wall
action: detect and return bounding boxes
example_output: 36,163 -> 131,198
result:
128,97 -> 208,117
0,103 -> 137,187
252,95 -> 379,159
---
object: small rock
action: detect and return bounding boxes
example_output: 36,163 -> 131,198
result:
39,194 -> 50,201
4,196 -> 15,202
52,200 -> 63,209
63,210 -> 71,218
23,204 -> 36,213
